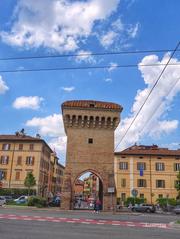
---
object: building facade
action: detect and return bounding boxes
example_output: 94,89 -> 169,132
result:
83,174 -> 99,199
0,132 -> 64,196
115,145 -> 180,204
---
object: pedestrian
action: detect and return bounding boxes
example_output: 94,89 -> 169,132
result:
95,199 -> 101,213
77,198 -> 81,209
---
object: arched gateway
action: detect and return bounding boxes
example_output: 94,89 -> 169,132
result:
61,100 -> 122,211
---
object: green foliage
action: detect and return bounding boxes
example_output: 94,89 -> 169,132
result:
175,170 -> 180,198
24,172 -> 36,195
28,196 -> 47,207
124,197 -> 146,206
0,188 -> 36,198
156,198 -> 177,207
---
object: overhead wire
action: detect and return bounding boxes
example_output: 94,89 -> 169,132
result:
1,48 -> 180,61
114,41 -> 180,151
0,62 -> 180,74
139,76 -> 180,136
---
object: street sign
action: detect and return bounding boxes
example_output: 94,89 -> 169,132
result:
131,189 -> 138,197
0,170 -> 4,180
108,187 -> 115,193
139,167 -> 144,176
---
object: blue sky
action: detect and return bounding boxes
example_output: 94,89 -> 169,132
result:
0,0 -> 180,164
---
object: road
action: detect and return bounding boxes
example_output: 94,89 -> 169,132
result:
0,207 -> 179,239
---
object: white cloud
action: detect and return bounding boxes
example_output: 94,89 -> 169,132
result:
26,113 -> 65,137
115,53 -> 180,150
75,50 -> 95,64
161,142 -> 180,150
13,96 -> 44,109
112,18 -> 124,31
127,22 -> 139,38
108,62 -> 118,72
104,78 -> 112,82
98,17 -> 139,48
0,76 -> 9,94
26,113 -> 67,160
100,31 -> 117,48
61,86 -> 75,92
0,0 -> 120,52
49,136 -> 67,162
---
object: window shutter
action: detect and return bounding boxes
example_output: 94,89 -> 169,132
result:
32,157 -> 35,165
6,156 -> 9,164
0,156 -> 2,164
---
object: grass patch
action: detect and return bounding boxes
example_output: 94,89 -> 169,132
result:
176,220 -> 180,224
6,200 -> 28,206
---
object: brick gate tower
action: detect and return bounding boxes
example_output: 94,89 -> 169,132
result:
61,100 -> 122,210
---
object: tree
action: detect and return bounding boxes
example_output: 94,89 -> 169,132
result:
175,170 -> 180,199
24,172 -> 36,196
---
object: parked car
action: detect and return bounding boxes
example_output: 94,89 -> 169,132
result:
0,196 -> 6,206
2,195 -> 13,202
48,196 -> 61,207
173,205 -> 180,214
131,204 -> 156,213
14,195 -> 28,204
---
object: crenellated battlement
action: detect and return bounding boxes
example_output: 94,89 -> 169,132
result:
63,114 -> 119,129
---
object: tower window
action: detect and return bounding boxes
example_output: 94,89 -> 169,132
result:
88,138 -> 93,144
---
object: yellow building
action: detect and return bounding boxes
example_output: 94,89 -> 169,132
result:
51,154 -> 65,194
0,132 -> 64,196
115,145 -> 180,204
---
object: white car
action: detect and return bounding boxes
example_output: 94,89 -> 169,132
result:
0,196 -> 6,206
14,195 -> 28,204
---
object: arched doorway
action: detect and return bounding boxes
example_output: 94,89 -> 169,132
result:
73,170 -> 103,210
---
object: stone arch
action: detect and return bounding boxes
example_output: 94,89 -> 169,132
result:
73,169 -> 104,210
73,168 -> 104,185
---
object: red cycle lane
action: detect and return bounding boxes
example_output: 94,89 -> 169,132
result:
0,214 -> 171,229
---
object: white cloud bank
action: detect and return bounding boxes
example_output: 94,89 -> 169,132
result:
13,96 -> 44,109
0,76 -> 9,94
26,113 -> 67,161
115,53 -> 180,150
0,0 -> 120,52
99,18 -> 139,48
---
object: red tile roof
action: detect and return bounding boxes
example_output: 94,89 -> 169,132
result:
62,100 -> 122,111
115,145 -> 180,157
0,134 -> 53,153
0,134 -> 42,141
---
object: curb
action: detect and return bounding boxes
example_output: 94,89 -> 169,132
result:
169,222 -> 180,229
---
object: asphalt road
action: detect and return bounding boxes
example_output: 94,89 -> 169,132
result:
0,208 -> 179,239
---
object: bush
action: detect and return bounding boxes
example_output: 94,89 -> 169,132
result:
0,188 -> 36,198
28,196 -> 47,207
156,198 -> 177,207
124,197 -> 146,206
